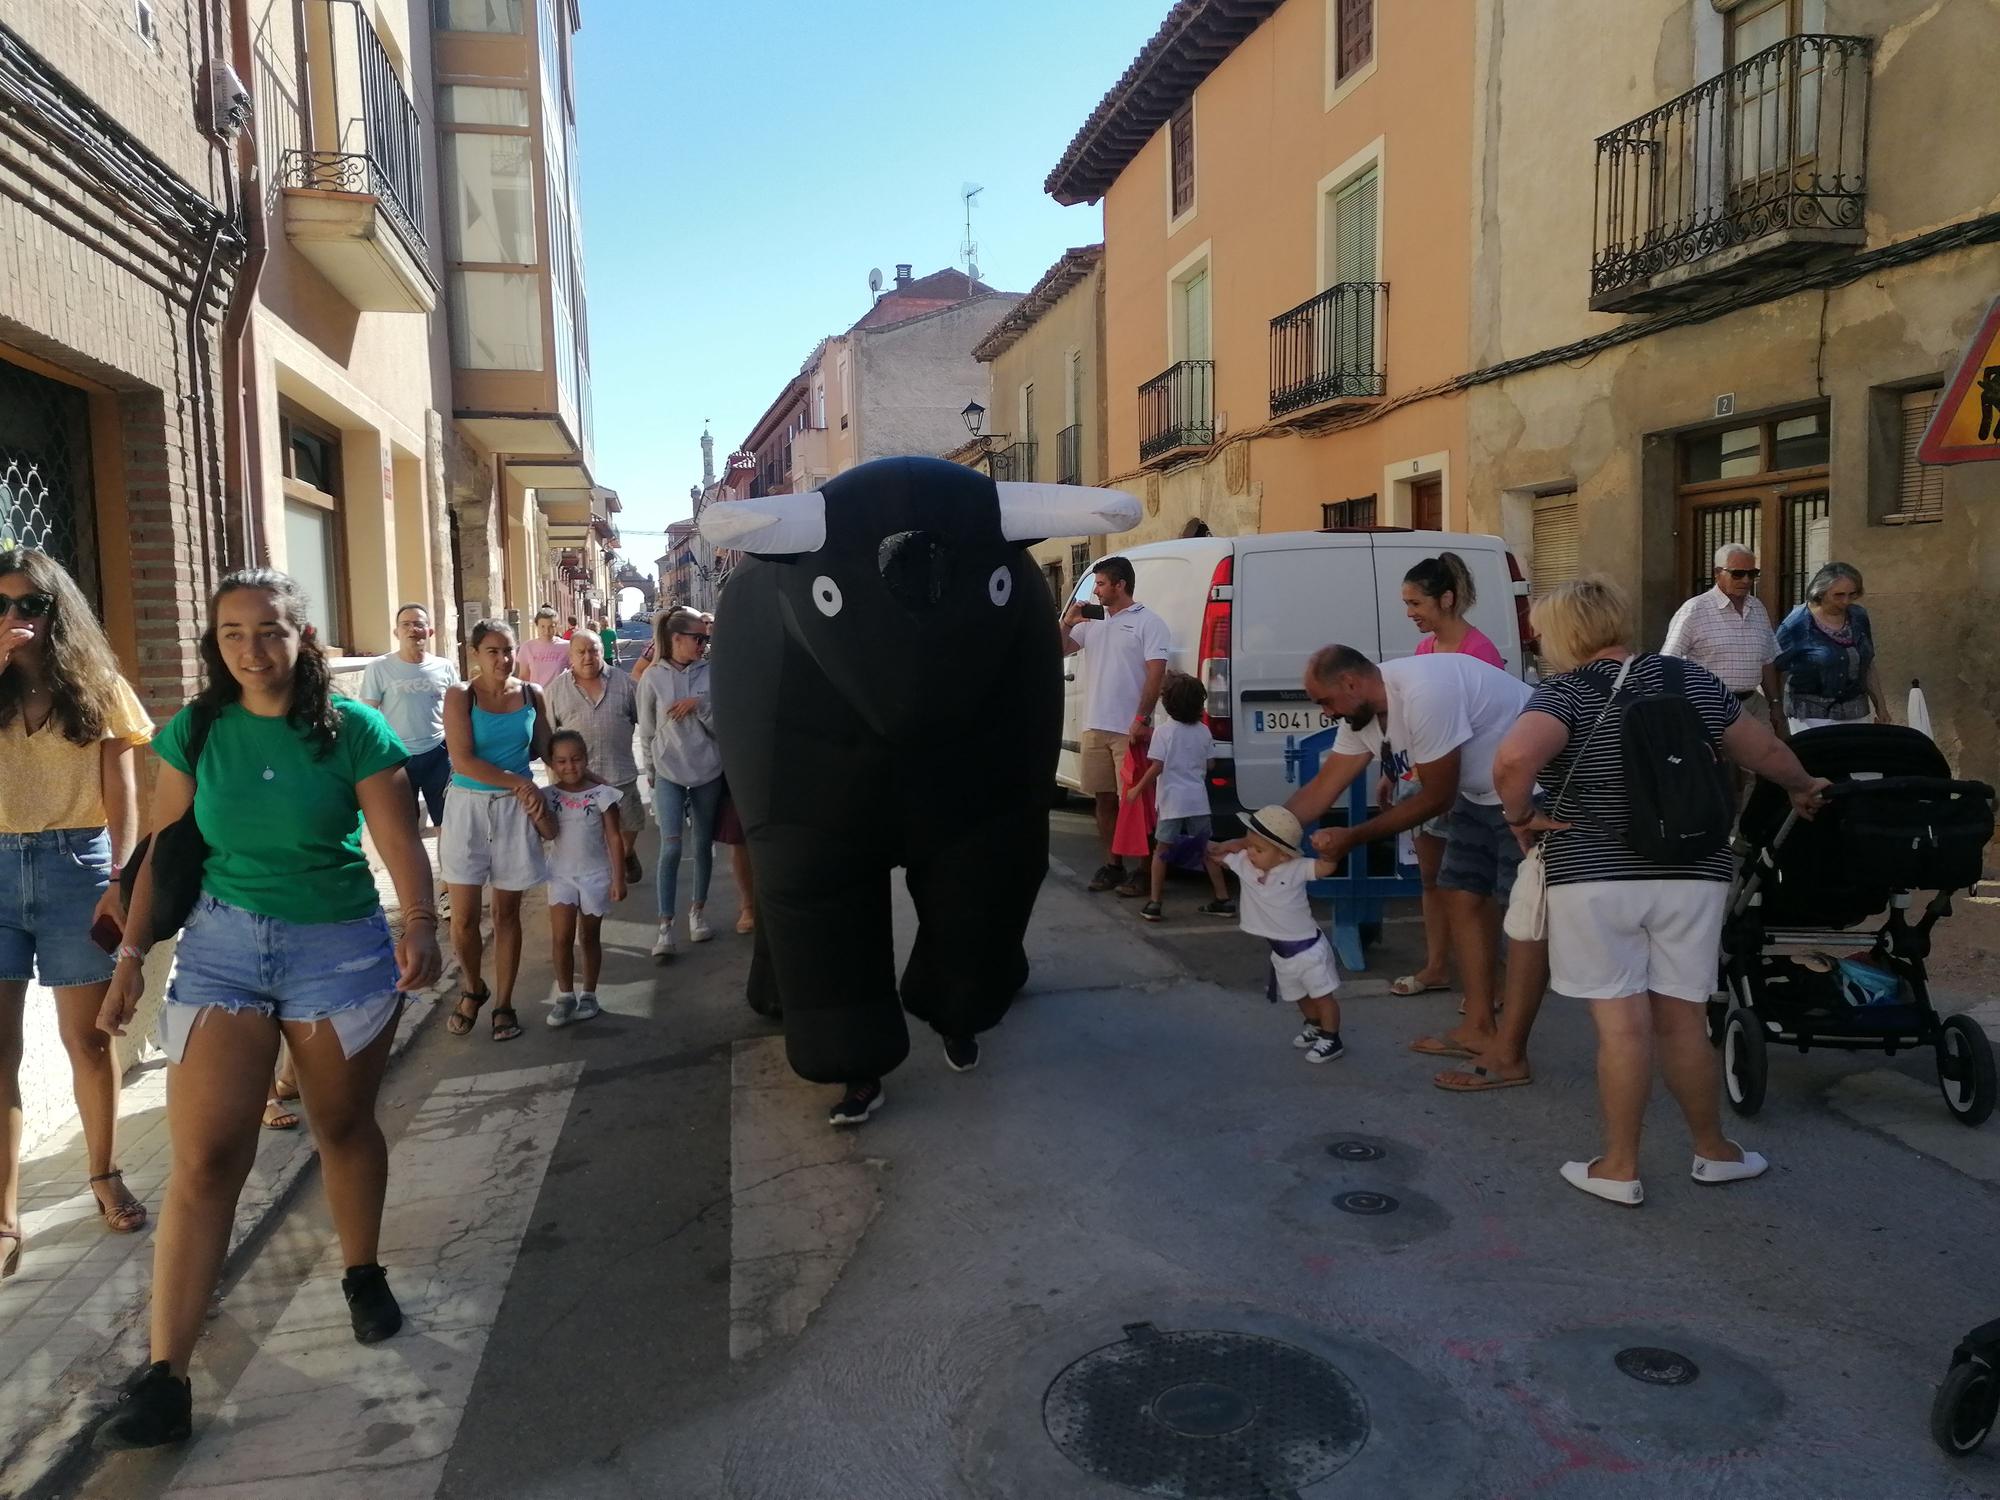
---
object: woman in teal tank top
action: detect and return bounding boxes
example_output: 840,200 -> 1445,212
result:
440,620 -> 551,1042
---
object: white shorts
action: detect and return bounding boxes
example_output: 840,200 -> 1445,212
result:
1547,879 -> 1728,1002
1271,937 -> 1341,1003
440,786 -> 548,892
548,869 -> 613,917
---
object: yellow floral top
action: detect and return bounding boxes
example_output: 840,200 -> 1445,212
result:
0,676 -> 153,833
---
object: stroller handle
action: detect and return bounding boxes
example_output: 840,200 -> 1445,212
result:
1818,776 -> 1996,803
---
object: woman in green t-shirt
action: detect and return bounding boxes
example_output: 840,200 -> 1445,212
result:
94,569 -> 441,1449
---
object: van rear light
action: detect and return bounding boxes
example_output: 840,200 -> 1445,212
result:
1198,554 -> 1233,742
1506,551 -> 1536,661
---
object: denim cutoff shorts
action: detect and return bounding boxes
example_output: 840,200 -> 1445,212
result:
163,895 -> 402,1063
0,828 -> 116,988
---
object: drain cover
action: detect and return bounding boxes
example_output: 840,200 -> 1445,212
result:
1327,1141 -> 1384,1162
1614,1346 -> 1700,1387
1332,1190 -> 1399,1216
1043,1325 -> 1368,1498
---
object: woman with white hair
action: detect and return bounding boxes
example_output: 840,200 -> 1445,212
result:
1774,561 -> 1888,733
1492,578 -> 1826,1208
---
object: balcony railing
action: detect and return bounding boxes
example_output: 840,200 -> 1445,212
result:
280,0 -> 427,256
1591,34 -> 1869,311
1269,282 -> 1387,417
1057,423 -> 1082,486
1138,360 -> 1214,465
991,440 -> 1037,484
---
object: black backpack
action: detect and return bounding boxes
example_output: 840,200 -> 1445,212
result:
1589,656 -> 1735,864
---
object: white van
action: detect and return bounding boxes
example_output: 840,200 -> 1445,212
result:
1057,530 -> 1533,820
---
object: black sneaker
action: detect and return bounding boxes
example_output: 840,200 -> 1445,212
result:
1086,863 -> 1124,893
1195,898 -> 1238,917
829,1080 -> 885,1127
94,1361 -> 191,1450
342,1263 -> 404,1344
1140,901 -> 1164,922
943,1035 -> 980,1072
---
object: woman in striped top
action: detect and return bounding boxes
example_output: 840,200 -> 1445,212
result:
1491,578 -> 1825,1209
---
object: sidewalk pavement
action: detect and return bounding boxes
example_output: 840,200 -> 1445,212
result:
0,844 -> 489,1498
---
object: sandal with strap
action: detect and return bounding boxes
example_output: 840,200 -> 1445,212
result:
88,1170 -> 148,1234
262,1097 -> 301,1130
1,1226 -> 21,1279
446,984 -> 490,1037
490,1005 -> 522,1043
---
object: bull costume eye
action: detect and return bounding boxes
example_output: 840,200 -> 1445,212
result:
811,576 -> 843,617
988,567 -> 1012,607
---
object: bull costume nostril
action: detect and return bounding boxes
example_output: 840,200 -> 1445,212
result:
701,457 -> 1141,1091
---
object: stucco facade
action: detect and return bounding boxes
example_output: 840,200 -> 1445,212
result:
1465,0 -> 2000,781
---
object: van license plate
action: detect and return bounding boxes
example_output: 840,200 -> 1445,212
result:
1252,708 -> 1336,736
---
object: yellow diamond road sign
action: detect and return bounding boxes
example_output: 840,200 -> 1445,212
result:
1919,294 -> 2000,465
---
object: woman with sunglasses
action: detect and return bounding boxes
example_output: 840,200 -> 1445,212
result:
637,608 -> 723,960
94,568 -> 439,1446
0,549 -> 154,1278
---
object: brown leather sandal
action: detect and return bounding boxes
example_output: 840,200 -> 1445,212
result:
446,984 -> 489,1037
490,1005 -> 522,1042
1,1226 -> 21,1278
88,1170 -> 148,1234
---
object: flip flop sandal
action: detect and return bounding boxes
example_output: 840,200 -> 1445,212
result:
1390,975 -> 1451,997
88,1170 -> 148,1234
1434,1062 -> 1533,1092
490,1006 -> 523,1043
446,985 -> 490,1037
262,1097 -> 302,1130
1409,1035 -> 1476,1058
1,1227 -> 22,1279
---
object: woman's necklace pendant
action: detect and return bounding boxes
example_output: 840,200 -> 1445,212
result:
262,766 -> 276,781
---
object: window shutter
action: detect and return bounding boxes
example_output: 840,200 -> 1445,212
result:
1170,105 -> 1195,218
1337,0 -> 1374,82
1888,389 -> 1946,524
1333,169 -> 1377,284
1530,490 -> 1580,597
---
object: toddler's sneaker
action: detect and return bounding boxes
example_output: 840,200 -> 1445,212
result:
546,993 -> 578,1028
1196,898 -> 1237,917
1304,1033 -> 1346,1065
1140,901 -> 1164,922
688,907 -> 714,944
572,992 -> 602,1023
1292,1021 -> 1324,1050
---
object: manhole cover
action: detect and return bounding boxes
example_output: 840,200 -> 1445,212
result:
1327,1141 -> 1384,1162
1614,1346 -> 1700,1387
1043,1324 -> 1369,1498
1332,1191 -> 1399,1216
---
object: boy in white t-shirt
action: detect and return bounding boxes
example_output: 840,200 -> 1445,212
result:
1125,673 -> 1234,923
1206,805 -> 1345,1063
525,730 -> 627,1028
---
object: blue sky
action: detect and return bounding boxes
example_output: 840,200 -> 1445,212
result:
575,0 -> 1168,556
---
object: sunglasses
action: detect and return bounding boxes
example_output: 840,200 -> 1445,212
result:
1724,569 -> 1761,582
0,591 -> 55,620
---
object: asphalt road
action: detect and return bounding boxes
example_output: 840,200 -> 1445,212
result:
55,808 -> 2000,1500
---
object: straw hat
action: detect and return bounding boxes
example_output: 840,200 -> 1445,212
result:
1243,804 -> 1304,856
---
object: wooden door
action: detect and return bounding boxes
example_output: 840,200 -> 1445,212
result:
1410,476 -> 1442,532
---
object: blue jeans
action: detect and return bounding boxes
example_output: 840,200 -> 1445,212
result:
404,742 -> 452,826
653,776 -> 723,920
0,828 -> 115,988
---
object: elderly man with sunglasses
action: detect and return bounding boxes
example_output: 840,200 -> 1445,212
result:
1662,545 -> 1783,737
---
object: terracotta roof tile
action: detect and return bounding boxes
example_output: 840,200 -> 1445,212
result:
971,245 -> 1104,361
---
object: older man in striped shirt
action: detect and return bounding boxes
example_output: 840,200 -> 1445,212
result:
1662,544 -> 1782,731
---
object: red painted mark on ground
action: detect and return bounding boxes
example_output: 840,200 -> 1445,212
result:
1300,1252 -> 1336,1277
1443,1336 -> 1503,1362
1497,1383 -> 1643,1497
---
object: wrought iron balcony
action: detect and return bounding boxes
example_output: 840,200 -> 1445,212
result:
1057,423 -> 1082,486
1138,360 -> 1214,466
990,440 -> 1038,484
1591,34 -> 1870,313
1269,282 -> 1387,418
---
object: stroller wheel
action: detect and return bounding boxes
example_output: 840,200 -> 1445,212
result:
1936,1015 -> 1997,1127
1931,1357 -> 1999,1456
1723,1008 -> 1767,1116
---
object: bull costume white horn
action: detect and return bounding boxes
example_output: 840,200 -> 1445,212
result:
993,482 -> 1143,541
698,490 -> 828,553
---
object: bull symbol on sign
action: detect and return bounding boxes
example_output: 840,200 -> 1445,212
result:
703,456 -> 1141,1086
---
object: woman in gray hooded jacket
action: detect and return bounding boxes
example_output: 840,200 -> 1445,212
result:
636,608 -> 724,959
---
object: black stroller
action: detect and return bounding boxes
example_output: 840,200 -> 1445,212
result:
1710,724 -> 1997,1126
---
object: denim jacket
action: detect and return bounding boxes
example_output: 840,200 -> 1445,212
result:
1774,603 -> 1873,712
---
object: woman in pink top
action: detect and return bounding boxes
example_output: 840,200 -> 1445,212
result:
1389,552 -> 1503,999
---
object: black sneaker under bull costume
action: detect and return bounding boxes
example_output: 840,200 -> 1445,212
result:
702,457 -> 1139,1098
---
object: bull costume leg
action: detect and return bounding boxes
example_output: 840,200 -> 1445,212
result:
704,459 -> 1140,1123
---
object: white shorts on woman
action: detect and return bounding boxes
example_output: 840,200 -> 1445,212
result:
440,786 -> 548,891
1547,879 -> 1728,1002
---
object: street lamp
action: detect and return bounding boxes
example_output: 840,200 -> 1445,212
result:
961,401 -> 985,439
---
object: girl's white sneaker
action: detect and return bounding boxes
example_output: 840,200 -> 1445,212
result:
1691,1144 -> 1768,1184
688,908 -> 713,944
1560,1158 -> 1643,1206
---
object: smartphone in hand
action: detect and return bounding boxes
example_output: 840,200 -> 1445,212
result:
90,912 -> 122,954
1077,602 -> 1106,620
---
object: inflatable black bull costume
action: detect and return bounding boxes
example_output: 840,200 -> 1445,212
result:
703,457 -> 1139,1084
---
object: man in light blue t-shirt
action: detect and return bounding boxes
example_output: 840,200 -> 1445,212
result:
359,603 -> 459,826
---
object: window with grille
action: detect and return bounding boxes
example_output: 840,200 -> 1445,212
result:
1885,388 -> 1946,525
1322,495 -> 1377,529
1336,0 -> 1374,83
1170,103 -> 1195,220
1069,543 -> 1091,587
1781,491 -> 1830,612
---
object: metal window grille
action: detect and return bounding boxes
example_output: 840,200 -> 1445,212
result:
0,362 -> 95,599
1689,500 -> 1762,597
1322,495 -> 1377,529
1781,490 -> 1830,613
1886,389 -> 1945,525
1069,543 -> 1090,590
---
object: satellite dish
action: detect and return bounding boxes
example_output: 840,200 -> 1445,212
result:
967,260 -> 980,281
867,267 -> 884,296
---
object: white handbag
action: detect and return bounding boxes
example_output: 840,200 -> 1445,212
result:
1502,657 -> 1635,945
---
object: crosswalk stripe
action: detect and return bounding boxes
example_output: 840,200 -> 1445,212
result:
160,1062 -> 584,1499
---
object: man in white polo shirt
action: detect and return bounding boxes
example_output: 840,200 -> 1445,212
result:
1062,555 -> 1173,894
1662,544 -> 1780,726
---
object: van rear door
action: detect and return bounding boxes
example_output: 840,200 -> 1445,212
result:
1229,533 -> 1380,812
1369,535 -> 1524,676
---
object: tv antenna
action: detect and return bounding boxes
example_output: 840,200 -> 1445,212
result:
961,182 -> 983,281
867,266 -> 883,300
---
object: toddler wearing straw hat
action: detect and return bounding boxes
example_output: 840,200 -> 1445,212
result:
1207,805 -> 1345,1063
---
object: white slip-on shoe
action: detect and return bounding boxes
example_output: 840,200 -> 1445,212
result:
1560,1158 -> 1643,1206
688,907 -> 713,944
1691,1143 -> 1768,1184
